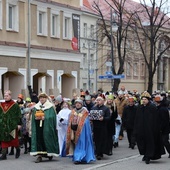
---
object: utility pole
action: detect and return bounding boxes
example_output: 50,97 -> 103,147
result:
27,0 -> 31,95
110,8 -> 114,93
87,40 -> 91,92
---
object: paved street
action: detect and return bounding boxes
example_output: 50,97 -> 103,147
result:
1,135 -> 170,170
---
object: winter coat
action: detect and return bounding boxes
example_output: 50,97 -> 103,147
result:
122,105 -> 137,130
157,103 -> 170,135
114,97 -> 128,118
134,102 -> 165,159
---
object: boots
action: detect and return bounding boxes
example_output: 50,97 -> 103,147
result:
0,148 -> 7,160
113,142 -> 119,148
15,147 -> 20,159
9,147 -> 14,155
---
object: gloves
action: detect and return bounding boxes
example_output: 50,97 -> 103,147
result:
60,118 -> 64,122
115,119 -> 121,125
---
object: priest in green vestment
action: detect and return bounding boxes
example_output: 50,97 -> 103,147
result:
0,90 -> 22,160
30,93 -> 59,163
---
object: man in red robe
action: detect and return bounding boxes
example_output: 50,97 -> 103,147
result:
0,90 -> 22,160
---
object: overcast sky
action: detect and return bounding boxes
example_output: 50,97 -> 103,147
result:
132,0 -> 170,16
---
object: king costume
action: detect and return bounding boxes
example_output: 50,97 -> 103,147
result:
0,99 -> 22,160
30,98 -> 59,161
61,99 -> 95,164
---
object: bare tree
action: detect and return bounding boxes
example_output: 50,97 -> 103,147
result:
93,0 -> 134,92
130,0 -> 170,93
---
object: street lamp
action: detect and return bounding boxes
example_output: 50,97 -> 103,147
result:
27,0 -> 31,92
110,8 -> 118,92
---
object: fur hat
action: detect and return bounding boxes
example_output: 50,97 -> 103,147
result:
141,91 -> 151,100
38,93 -> 48,99
75,98 -> 83,105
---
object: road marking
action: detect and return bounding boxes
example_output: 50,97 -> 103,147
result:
83,154 -> 140,170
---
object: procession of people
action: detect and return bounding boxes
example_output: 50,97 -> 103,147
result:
0,87 -> 169,166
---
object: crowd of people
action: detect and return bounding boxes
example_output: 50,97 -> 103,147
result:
0,87 -> 169,165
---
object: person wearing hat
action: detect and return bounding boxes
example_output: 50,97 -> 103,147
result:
84,95 -> 94,112
54,95 -> 63,114
104,94 -> 118,154
16,94 -> 24,105
8,93 -> 25,156
90,96 -> 110,160
57,101 -> 71,155
61,98 -> 95,164
114,90 -> 128,140
122,97 -> 137,149
71,93 -> 77,109
154,95 -> 170,158
134,91 -> 165,164
30,93 -> 59,163
22,98 -> 35,154
0,90 -> 22,160
30,90 -> 39,104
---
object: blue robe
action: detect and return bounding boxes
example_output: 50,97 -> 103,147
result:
61,115 -> 95,163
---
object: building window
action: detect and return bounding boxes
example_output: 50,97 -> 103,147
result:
6,0 -> 19,31
160,41 -> 166,51
51,10 -> 60,38
83,23 -> 87,38
39,12 -> 43,33
64,17 -> 69,38
63,13 -> 72,39
141,63 -> 145,76
37,6 -> 47,36
83,83 -> 87,91
126,62 -> 131,76
83,53 -> 87,69
90,25 -> 94,38
133,62 -> 138,76
90,54 -> 94,66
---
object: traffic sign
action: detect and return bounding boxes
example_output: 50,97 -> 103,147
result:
99,74 -> 125,79
113,74 -> 125,79
99,75 -> 104,79
105,71 -> 112,75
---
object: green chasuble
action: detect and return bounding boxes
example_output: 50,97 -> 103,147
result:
30,100 -> 59,157
0,100 -> 21,141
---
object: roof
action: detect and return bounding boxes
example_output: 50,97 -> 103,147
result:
82,0 -> 170,28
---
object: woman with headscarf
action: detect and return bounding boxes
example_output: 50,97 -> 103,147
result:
57,101 -> 71,155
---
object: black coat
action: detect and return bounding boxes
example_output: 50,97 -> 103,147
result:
122,105 -> 137,130
134,102 -> 165,159
157,103 -> 170,135
90,104 -> 110,155
84,102 -> 94,112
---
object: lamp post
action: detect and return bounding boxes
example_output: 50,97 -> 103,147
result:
27,0 -> 31,89
87,40 -> 91,92
110,8 -> 118,93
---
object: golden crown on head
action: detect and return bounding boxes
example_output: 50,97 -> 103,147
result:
141,91 -> 151,99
